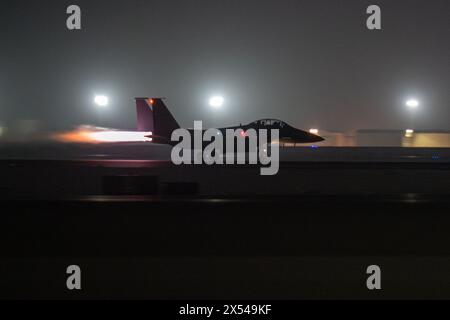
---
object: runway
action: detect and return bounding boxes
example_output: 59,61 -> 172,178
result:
1,142 -> 450,162
1,156 -> 449,198
1,143 -> 450,298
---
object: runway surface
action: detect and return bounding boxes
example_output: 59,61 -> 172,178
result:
1,156 -> 449,198
1,143 -> 450,299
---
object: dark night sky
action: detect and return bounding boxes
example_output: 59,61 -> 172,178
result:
0,0 -> 448,132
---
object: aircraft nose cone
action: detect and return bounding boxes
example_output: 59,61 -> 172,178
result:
307,133 -> 325,142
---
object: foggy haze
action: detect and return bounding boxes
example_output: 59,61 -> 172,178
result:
0,0 -> 448,133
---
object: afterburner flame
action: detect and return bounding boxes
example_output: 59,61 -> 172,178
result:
53,126 -> 152,143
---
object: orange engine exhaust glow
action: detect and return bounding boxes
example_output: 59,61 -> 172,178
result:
89,131 -> 153,142
53,126 -> 152,143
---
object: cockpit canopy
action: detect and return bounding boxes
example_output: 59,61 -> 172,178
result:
251,119 -> 288,128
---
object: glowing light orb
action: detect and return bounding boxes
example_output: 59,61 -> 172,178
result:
405,129 -> 414,138
94,95 -> 109,107
406,99 -> 419,109
209,96 -> 224,109
309,128 -> 319,135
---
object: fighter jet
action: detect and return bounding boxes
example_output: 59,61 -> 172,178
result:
135,98 -> 324,146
